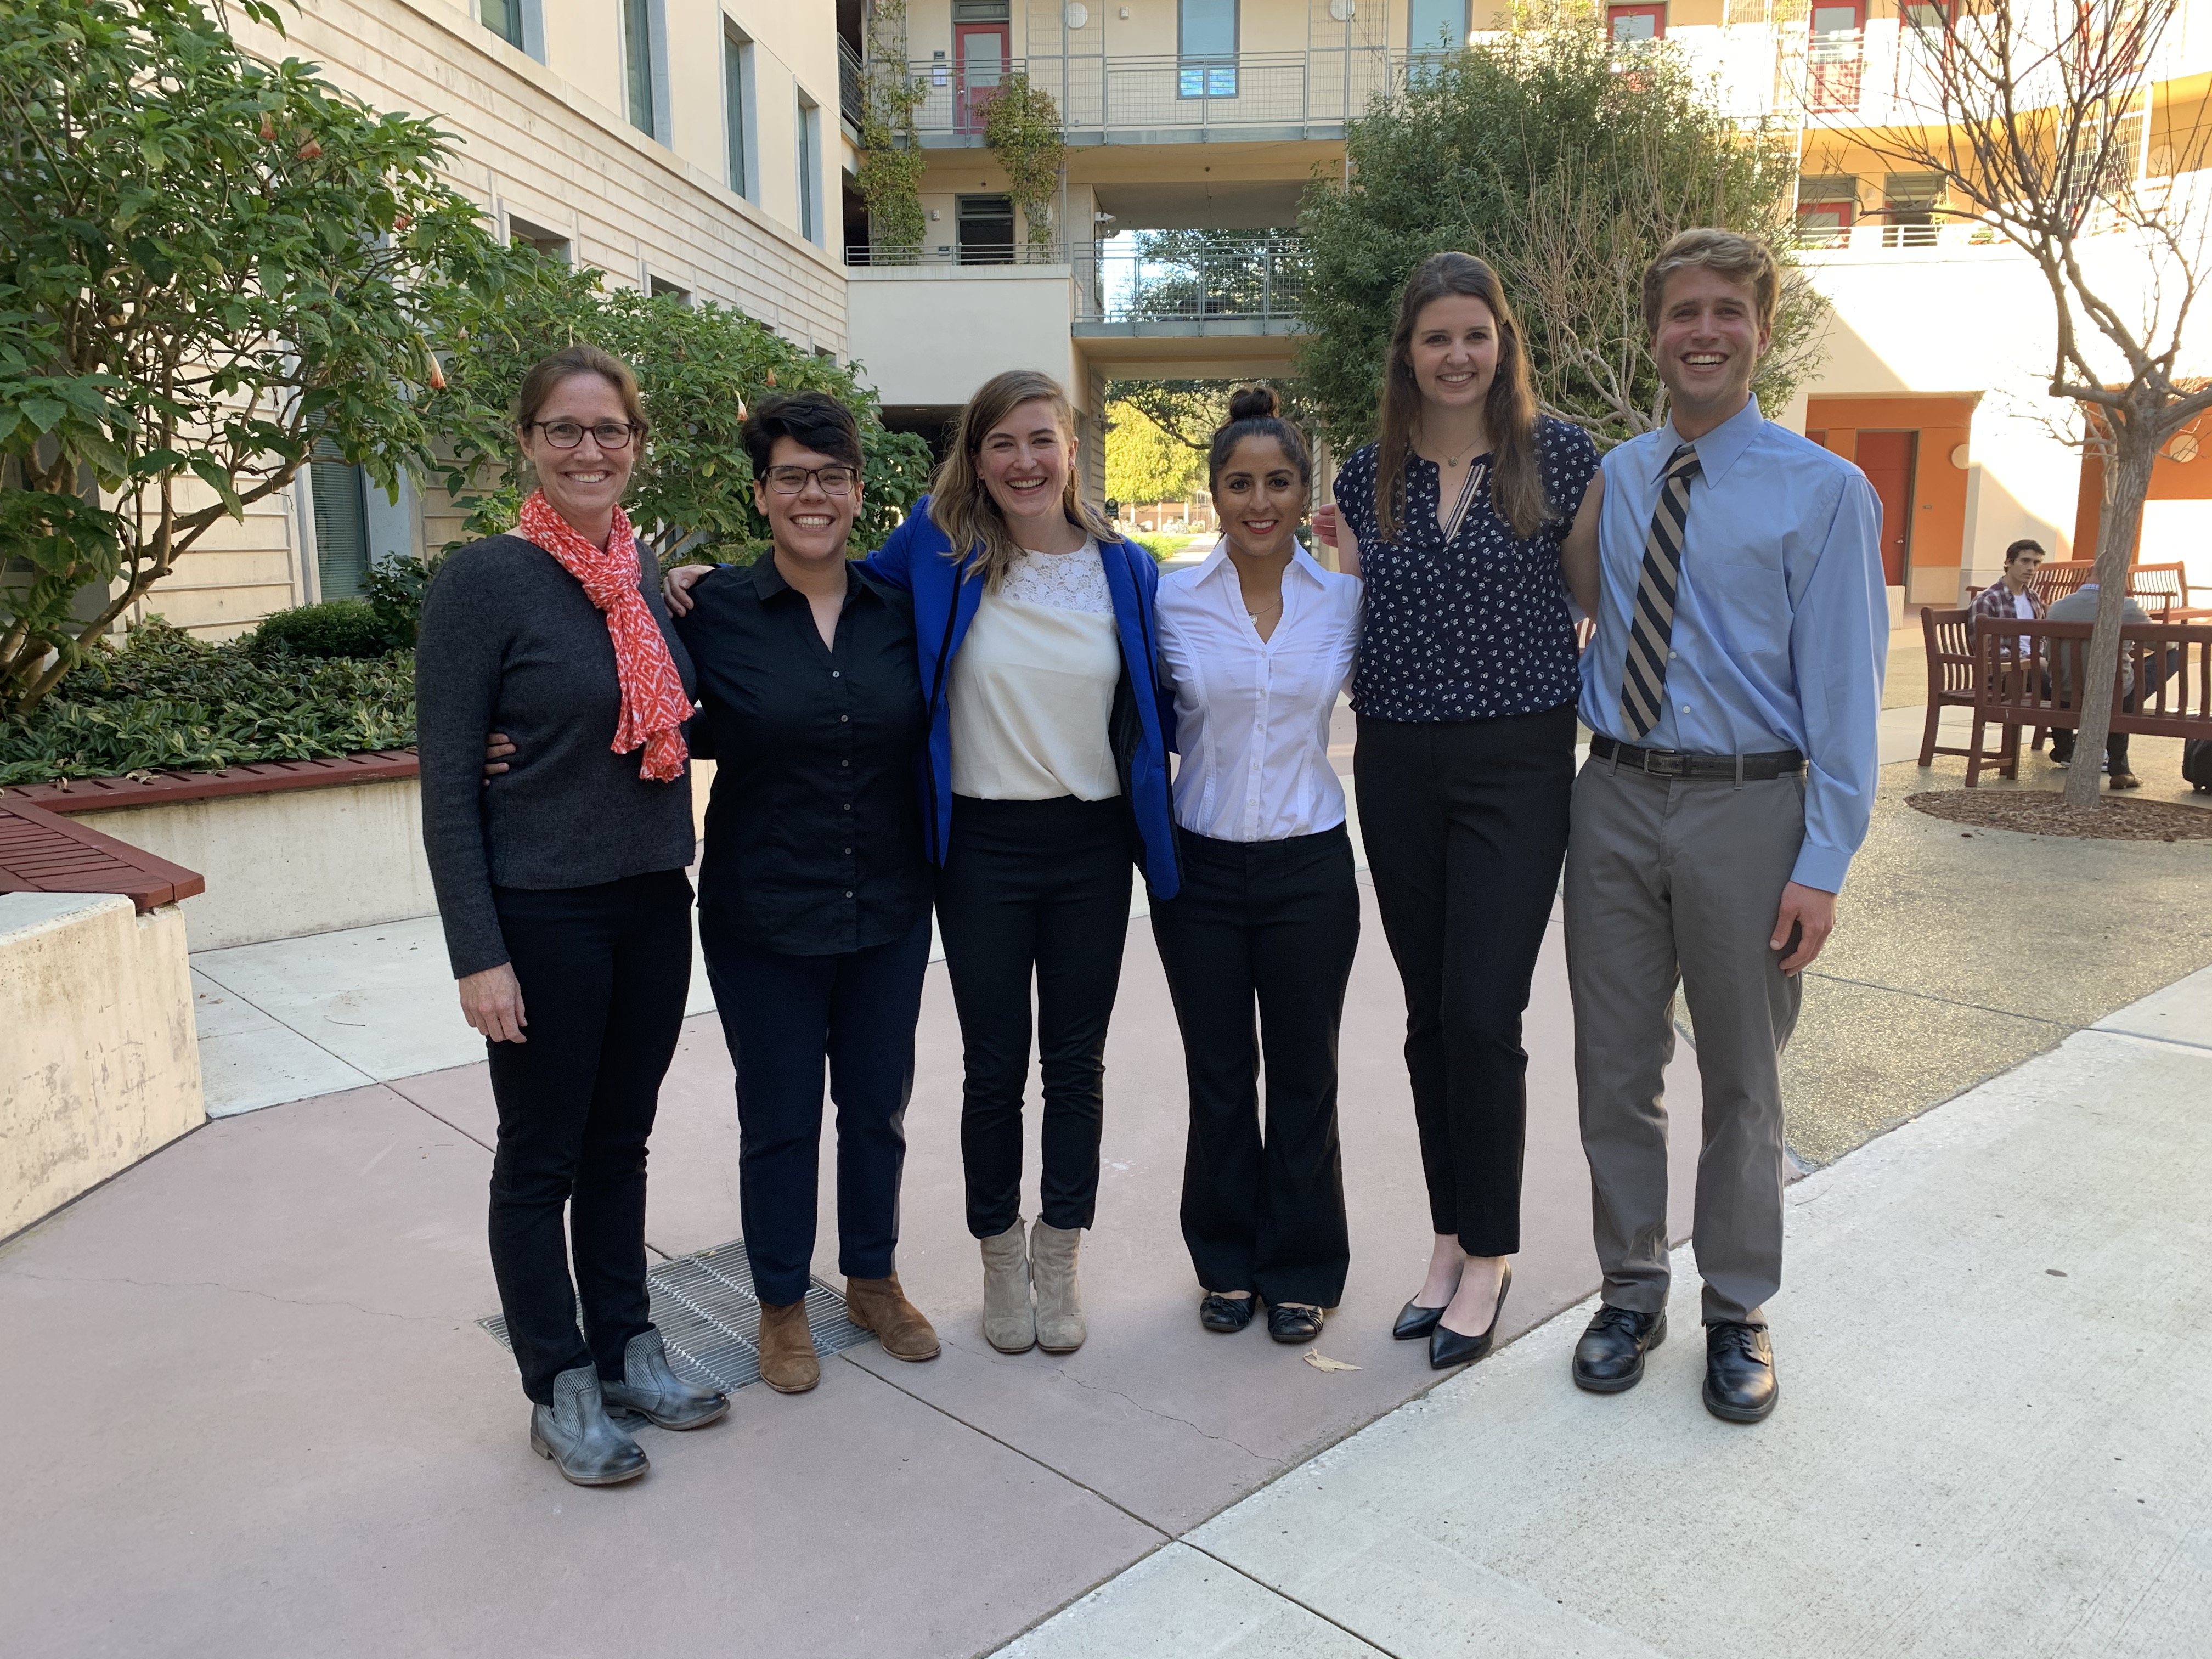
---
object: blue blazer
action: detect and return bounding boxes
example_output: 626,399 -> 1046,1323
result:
859,498 -> 1181,900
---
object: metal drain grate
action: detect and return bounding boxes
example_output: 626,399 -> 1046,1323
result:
477,1238 -> 874,1393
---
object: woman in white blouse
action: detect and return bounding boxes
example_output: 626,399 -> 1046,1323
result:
1152,387 -> 1362,1344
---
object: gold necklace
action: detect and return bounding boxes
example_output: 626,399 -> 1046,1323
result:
1423,425 -> 1487,469
1245,596 -> 1283,623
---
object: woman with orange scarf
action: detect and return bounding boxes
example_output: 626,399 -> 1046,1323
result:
417,345 -> 726,1488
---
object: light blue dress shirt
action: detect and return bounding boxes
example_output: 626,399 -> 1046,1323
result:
1577,399 -> 1889,893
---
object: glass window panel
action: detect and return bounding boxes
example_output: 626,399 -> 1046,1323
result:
1180,0 -> 1235,60
479,0 -> 523,47
724,33 -> 748,198
1408,0 -> 1466,50
310,441 -> 369,602
624,0 -> 656,137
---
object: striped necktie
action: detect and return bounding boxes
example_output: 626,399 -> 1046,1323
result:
1619,442 -> 1701,740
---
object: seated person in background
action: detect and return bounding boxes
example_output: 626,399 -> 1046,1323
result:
2045,579 -> 2169,791
1968,539 -> 2046,660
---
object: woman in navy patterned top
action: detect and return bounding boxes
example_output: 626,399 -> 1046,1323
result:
1324,252 -> 1598,1369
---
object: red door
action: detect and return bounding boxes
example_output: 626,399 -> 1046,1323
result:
956,22 -> 1007,132
1855,430 -> 1916,587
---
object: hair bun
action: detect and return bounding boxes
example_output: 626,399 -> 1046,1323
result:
1227,386 -> 1279,422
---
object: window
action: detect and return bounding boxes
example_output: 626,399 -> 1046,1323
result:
507,214 -> 571,263
1408,0 -> 1469,51
957,195 -> 1015,266
797,94 -> 822,246
1881,173 -> 1944,246
479,0 -> 523,48
1808,2 -> 1865,112
1796,176 -> 1858,247
723,27 -> 753,201
622,0 -> 664,142
648,276 -> 691,304
1607,3 -> 1666,42
309,438 -> 369,602
1179,0 -> 1237,99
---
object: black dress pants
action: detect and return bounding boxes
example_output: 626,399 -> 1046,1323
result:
485,869 -> 692,1403
935,794 -> 1132,1239
702,913 -> 932,1307
1150,824 -> 1358,1307
1354,704 -> 1576,1257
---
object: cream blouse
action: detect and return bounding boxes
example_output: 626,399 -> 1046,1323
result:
947,542 -> 1122,801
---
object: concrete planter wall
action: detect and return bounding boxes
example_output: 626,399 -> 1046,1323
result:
1,894 -> 203,1240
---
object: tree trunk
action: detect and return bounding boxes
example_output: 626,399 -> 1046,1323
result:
2064,424 -> 2158,808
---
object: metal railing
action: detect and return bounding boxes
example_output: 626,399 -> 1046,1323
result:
838,36 -> 864,134
1074,236 -> 1307,331
844,241 -> 1075,268
892,48 -> 1396,142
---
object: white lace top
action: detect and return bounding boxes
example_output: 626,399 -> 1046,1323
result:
948,540 -> 1122,800
998,541 -> 1114,614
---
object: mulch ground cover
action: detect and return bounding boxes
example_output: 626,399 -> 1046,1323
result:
1908,789 -> 2212,842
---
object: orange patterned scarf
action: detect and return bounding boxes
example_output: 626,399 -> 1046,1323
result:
518,490 -> 690,782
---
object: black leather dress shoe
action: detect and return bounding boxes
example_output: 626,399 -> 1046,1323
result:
1703,1321 -> 1779,1423
1200,1292 -> 1256,1333
1267,1303 -> 1323,1345
1428,1263 -> 1512,1370
1392,1299 -> 1444,1340
1572,1305 -> 1667,1394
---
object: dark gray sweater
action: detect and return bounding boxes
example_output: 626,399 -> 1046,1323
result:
416,533 -> 697,979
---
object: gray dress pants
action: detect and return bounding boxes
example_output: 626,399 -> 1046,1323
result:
1562,759 -> 1805,1326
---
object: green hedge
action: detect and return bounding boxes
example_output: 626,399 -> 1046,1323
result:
251,600 -> 396,660
0,619 -> 415,786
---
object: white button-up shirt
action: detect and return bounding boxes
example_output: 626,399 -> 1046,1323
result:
1156,541 -> 1362,843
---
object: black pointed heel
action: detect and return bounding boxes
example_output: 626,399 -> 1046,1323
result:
1392,1299 -> 1444,1340
1428,1262 -> 1513,1370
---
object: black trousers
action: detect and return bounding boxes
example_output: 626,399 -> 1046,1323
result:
702,914 -> 932,1307
935,794 -> 1133,1239
485,870 -> 692,1403
1150,823 -> 1358,1307
1354,704 -> 1576,1257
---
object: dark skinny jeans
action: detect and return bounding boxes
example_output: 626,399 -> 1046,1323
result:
484,870 -> 692,1403
935,794 -> 1133,1239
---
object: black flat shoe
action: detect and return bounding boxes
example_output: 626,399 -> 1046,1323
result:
1392,1299 -> 1444,1340
1267,1303 -> 1323,1345
1200,1292 -> 1256,1333
1428,1262 -> 1512,1370
1703,1321 -> 1778,1423
1572,1305 -> 1667,1394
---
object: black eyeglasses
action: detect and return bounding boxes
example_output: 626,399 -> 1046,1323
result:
529,419 -> 639,450
763,464 -> 858,496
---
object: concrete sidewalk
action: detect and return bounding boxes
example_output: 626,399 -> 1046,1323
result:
1003,967 -> 2212,1658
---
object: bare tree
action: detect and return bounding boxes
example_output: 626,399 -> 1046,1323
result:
1869,0 -> 2212,806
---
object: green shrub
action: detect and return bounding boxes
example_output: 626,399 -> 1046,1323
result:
361,553 -> 445,646
1129,533 -> 1181,563
252,600 -> 394,659
0,618 -> 415,786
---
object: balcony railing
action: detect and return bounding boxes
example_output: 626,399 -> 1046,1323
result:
893,48 -> 1395,143
839,37 -> 864,136
845,241 -> 1075,268
1075,236 -> 1307,332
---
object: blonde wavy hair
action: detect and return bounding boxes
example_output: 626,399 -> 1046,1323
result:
928,370 -> 1116,588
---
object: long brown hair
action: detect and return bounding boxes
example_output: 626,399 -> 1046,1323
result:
928,369 -> 1116,588
1375,252 -> 1548,541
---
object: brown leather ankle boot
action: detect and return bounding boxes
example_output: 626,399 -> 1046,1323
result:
845,1273 -> 941,1362
755,1300 -> 821,1394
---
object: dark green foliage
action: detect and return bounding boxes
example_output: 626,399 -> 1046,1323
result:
417,263 -> 934,561
250,599 -> 392,659
1298,22 -> 1814,452
359,550 -> 443,645
0,618 -> 413,785
0,0 -> 543,712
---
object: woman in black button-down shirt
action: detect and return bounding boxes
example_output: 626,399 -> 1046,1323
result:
670,392 -> 943,1394
1322,253 -> 1598,1370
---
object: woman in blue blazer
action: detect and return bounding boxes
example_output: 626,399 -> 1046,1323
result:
671,369 -> 1175,1358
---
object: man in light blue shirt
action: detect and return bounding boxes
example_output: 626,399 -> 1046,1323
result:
1557,229 -> 1887,1425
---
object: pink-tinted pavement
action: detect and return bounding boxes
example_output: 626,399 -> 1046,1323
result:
0,888 -> 1700,1659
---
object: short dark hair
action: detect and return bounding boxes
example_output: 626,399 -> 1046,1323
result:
2005,538 -> 2047,563
743,391 -> 862,478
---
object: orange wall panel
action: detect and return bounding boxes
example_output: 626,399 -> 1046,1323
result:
1805,396 -> 1973,592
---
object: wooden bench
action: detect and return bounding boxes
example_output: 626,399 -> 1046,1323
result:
0,797 -> 205,910
2125,561 -> 2212,622
1918,607 -> 2024,768
1965,618 -> 2212,785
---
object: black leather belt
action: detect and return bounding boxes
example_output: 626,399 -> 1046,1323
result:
1589,733 -> 1805,781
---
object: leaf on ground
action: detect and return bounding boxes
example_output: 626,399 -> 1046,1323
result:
1301,1349 -> 1361,1373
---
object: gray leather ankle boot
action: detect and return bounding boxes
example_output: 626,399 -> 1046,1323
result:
601,1327 -> 730,1430
530,1365 -> 649,1486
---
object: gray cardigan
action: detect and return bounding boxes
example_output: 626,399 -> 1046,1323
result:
415,533 -> 697,979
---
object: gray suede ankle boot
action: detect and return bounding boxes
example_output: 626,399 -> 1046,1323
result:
601,1327 -> 729,1430
1029,1220 -> 1086,1353
530,1365 -> 648,1486
980,1221 -> 1036,1353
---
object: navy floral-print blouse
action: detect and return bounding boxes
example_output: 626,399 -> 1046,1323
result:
1335,415 -> 1599,722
